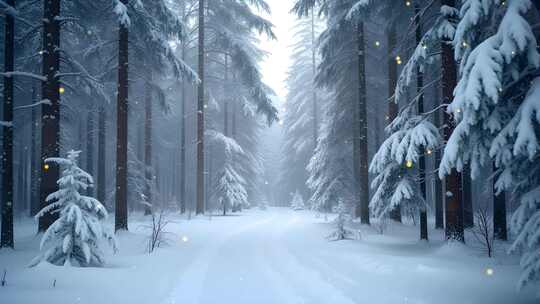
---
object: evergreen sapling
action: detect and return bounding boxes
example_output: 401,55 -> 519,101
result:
32,150 -> 116,267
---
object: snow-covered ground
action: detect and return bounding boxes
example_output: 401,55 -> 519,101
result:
0,208 -> 538,304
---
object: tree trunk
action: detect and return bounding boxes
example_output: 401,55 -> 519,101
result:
222,56 -> 230,215
39,0 -> 61,232
30,84 -> 40,216
415,4 -> 428,241
311,9 -> 318,149
1,0 -> 15,248
115,0 -> 129,231
354,22 -> 370,225
433,109 -> 444,229
387,26 -> 402,223
493,163 -> 507,241
86,110 -> 95,197
97,106 -> 106,206
179,2 -> 187,214
196,0 -> 206,215
441,0 -> 464,242
462,165 -> 474,228
144,80 -> 153,215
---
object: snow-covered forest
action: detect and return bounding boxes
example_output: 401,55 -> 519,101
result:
0,0 -> 539,303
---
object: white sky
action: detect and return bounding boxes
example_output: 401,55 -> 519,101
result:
258,1 -> 296,104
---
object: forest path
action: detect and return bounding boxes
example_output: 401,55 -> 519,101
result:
162,208 -> 536,304
163,209 -> 355,304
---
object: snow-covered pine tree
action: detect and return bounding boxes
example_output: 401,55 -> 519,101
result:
327,200 -> 355,241
369,112 -> 441,225
280,13 -> 326,206
290,191 -> 305,211
208,130 -> 248,215
368,2 -> 450,236
439,0 -> 540,289
32,150 -> 116,267
294,0 -> 362,217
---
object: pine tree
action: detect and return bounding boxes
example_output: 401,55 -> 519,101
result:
281,14 -> 325,204
32,150 -> 116,267
290,191 -> 305,211
208,130 -> 248,215
439,0 -> 540,288
327,200 -> 355,241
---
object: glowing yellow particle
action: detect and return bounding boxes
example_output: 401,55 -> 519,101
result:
462,41 -> 468,48
59,87 -> 65,94
406,1 -> 411,6
406,160 -> 413,168
44,164 -> 50,171
485,268 -> 494,276
375,41 -> 380,47
426,149 -> 433,155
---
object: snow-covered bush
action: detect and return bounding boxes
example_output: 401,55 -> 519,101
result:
327,201 -> 355,241
32,150 -> 116,267
290,191 -> 305,211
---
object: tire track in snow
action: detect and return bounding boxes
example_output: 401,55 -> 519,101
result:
260,214 -> 357,304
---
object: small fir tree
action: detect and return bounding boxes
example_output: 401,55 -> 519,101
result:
32,150 -> 116,267
290,191 -> 306,211
327,200 -> 355,241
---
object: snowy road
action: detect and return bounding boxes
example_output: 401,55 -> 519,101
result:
2,208 -> 537,304
162,208 -> 537,304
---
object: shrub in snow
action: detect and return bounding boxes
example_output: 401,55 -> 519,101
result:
327,201 -> 355,241
469,202 -> 495,258
142,209 -> 173,254
290,191 -> 305,211
32,150 -> 116,267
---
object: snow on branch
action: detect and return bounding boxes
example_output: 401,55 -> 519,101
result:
0,71 -> 46,82
113,0 -> 131,26
14,99 -> 52,111
0,121 -> 13,127
0,0 -> 17,16
206,130 -> 245,158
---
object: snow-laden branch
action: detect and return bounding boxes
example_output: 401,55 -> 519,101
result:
14,99 -> 52,111
0,121 -> 13,127
0,71 -> 46,82
0,0 -> 17,16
